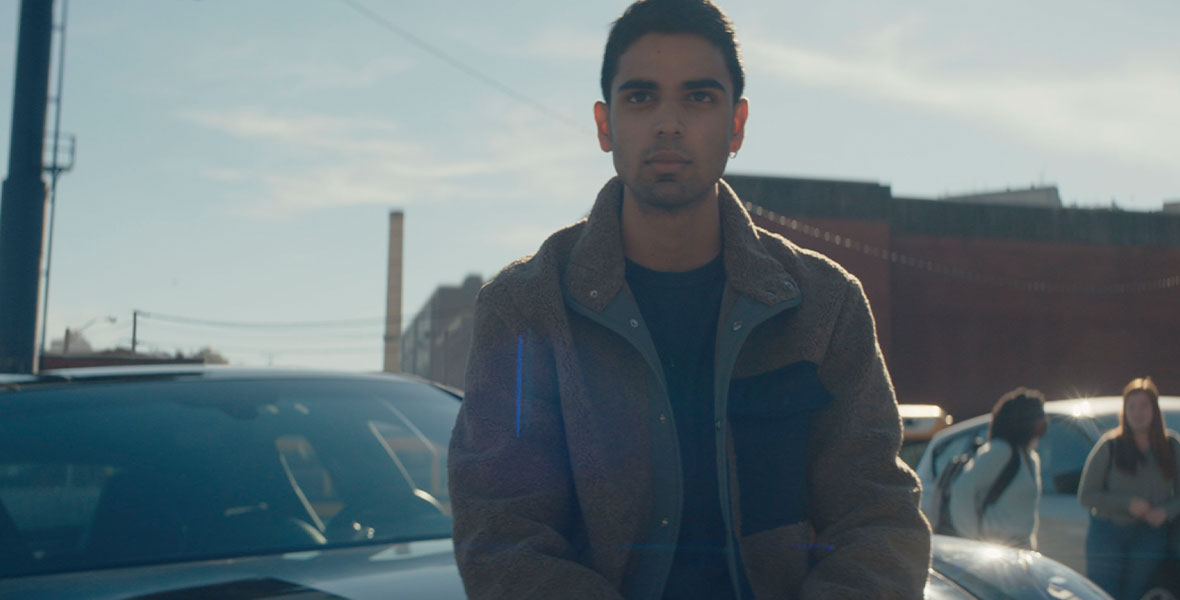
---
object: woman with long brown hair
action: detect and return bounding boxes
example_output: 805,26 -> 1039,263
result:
1078,377 -> 1180,600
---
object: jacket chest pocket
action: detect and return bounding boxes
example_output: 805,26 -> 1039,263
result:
728,362 -> 832,535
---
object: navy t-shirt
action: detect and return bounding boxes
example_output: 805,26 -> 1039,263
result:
625,254 -> 745,600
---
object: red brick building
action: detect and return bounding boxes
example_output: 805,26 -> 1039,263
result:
728,174 -> 1180,419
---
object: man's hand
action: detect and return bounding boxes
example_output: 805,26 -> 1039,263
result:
1129,497 -> 1151,519
1146,507 -> 1168,528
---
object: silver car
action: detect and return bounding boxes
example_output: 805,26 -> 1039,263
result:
915,396 -> 1180,575
1,366 -> 1111,599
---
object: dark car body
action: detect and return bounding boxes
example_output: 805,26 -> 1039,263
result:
0,367 -> 1110,599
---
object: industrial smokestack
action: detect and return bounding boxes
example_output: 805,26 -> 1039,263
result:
383,210 -> 404,372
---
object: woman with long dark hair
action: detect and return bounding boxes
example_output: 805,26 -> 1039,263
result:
1079,376 -> 1180,600
948,387 -> 1047,549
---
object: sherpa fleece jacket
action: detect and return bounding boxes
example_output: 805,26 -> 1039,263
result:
448,177 -> 932,600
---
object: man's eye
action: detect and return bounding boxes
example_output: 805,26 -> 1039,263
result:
688,91 -> 716,103
626,91 -> 653,103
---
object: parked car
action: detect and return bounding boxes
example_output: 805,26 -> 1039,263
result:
915,395 -> 1180,576
1,366 -> 1111,599
899,403 -> 954,468
0,366 -> 465,599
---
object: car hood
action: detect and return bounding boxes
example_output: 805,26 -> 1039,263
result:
931,535 -> 1111,600
3,535 -> 1113,600
0,538 -> 466,600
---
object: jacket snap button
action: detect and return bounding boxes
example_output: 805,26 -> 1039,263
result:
715,420 -> 722,430
659,413 -> 667,423
731,321 -> 742,331
589,290 -> 599,299
629,318 -> 639,328
660,518 -> 670,527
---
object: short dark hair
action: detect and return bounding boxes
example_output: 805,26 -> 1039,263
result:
600,0 -> 745,105
988,387 -> 1047,449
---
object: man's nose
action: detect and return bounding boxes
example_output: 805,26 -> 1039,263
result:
653,101 -> 684,136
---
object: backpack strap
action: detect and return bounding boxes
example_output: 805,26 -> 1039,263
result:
978,442 -> 1023,527
1103,437 -> 1115,489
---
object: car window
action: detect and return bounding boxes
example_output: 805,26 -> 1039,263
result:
930,424 -> 988,477
899,440 -> 929,469
371,417 -> 449,510
275,435 -> 339,527
0,463 -> 113,565
0,377 -> 459,578
1037,417 -> 1096,494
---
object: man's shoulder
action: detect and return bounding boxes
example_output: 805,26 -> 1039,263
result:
753,224 -> 861,297
477,221 -> 586,313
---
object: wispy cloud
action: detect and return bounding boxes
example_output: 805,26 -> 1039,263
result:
270,57 -> 414,92
746,39 -> 1180,169
180,106 -> 602,218
183,109 -> 406,155
520,29 -> 603,62
173,36 -> 414,95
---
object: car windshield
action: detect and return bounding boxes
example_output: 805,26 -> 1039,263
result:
0,376 -> 458,578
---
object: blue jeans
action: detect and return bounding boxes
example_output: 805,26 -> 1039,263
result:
1085,516 -> 1167,600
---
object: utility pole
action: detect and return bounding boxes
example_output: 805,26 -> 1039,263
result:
38,0 -> 74,360
0,0 -> 54,374
131,310 -> 139,354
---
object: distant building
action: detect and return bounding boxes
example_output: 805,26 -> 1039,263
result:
39,350 -> 206,370
1164,200 -> 1180,215
400,274 -> 483,390
939,186 -> 1062,209
726,173 -> 1180,419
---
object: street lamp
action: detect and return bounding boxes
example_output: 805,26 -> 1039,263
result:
63,315 -> 115,354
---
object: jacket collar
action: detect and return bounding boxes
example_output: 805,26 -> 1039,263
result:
564,176 -> 801,313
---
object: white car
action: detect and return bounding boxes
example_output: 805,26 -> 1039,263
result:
915,395 -> 1180,575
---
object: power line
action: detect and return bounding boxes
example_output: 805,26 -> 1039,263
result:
338,0 -> 586,133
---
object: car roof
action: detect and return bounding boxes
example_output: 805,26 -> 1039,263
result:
0,364 -> 446,393
929,395 -> 1180,442
898,404 -> 949,418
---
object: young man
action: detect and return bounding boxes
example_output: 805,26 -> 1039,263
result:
448,1 -> 931,598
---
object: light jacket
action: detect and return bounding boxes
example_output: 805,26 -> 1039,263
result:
947,439 -> 1041,549
448,177 -> 931,599
1078,430 -> 1180,526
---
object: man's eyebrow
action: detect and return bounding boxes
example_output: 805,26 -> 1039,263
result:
616,79 -> 658,94
683,78 -> 727,93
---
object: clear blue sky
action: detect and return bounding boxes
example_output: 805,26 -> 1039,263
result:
2,0 -> 1177,370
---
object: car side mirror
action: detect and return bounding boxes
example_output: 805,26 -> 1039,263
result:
1053,470 -> 1082,495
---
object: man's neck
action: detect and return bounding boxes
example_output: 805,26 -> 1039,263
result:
620,184 -> 722,272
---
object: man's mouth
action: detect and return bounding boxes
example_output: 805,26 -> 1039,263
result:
644,151 -> 691,174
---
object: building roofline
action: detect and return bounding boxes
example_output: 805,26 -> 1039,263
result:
726,173 -> 1180,248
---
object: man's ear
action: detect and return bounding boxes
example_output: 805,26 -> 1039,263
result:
729,97 -> 749,154
594,101 -> 612,152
